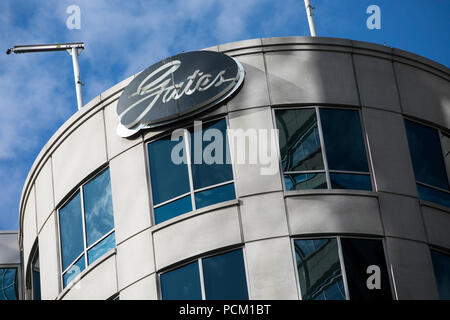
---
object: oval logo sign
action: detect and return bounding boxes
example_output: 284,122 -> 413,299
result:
116,50 -> 244,137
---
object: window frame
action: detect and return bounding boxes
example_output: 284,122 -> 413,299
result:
145,116 -> 238,225
291,235 -> 393,300
272,106 -> 374,192
56,166 -> 116,290
157,246 -> 250,300
404,117 -> 450,205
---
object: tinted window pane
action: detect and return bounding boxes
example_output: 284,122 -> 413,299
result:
202,249 -> 249,300
63,256 -> 85,288
405,120 -> 449,190
417,184 -> 450,208
294,239 -> 345,300
59,193 -> 84,270
83,169 -> 115,247
430,250 -> 450,300
340,238 -> 392,300
190,119 -> 233,189
148,136 -> 190,205
330,173 -> 372,191
154,195 -> 192,224
194,183 -> 236,209
276,109 -> 324,171
320,109 -> 369,172
87,232 -> 116,265
32,253 -> 41,300
161,261 -> 202,300
0,269 -> 17,300
284,173 -> 327,190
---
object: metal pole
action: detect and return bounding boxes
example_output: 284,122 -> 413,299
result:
70,47 -> 83,110
304,0 -> 317,37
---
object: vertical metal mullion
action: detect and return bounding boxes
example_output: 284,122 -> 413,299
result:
315,107 -> 331,189
438,131 -> 450,188
224,116 -> 238,197
337,237 -> 350,300
198,258 -> 206,300
184,129 -> 196,211
79,186 -> 89,267
358,108 -> 375,191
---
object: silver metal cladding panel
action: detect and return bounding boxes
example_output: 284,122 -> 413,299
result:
286,194 -> 384,236
265,50 -> 359,106
353,54 -> 401,112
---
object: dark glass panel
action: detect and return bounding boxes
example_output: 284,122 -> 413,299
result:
320,109 -> 369,172
405,120 -> 449,190
32,253 -> 41,300
294,238 -> 345,300
59,192 -> 84,271
284,173 -> 327,190
202,249 -> 249,300
190,119 -> 233,190
330,173 -> 372,191
154,195 -> 192,224
430,250 -> 450,300
275,109 -> 324,172
194,183 -> 236,209
83,169 -> 115,247
417,184 -> 450,208
148,136 -> 191,205
160,261 -> 202,300
340,238 -> 392,300
87,232 -> 116,265
0,268 -> 17,300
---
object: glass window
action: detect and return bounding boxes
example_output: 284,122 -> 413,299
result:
319,109 -> 369,172
148,137 -> 190,205
294,238 -> 345,300
160,261 -> 202,300
430,250 -> 450,300
83,169 -> 115,247
405,120 -> 450,207
276,108 -> 324,172
329,173 -> 372,191
160,249 -> 248,300
275,108 -> 371,192
31,250 -> 41,300
59,192 -> 84,271
294,237 -> 392,301
0,268 -> 18,300
58,168 -> 116,288
340,238 -> 392,300
284,173 -> 327,191
190,119 -> 234,189
194,183 -> 236,210
202,249 -> 249,300
148,118 -> 236,224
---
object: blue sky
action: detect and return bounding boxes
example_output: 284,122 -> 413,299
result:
0,0 -> 449,230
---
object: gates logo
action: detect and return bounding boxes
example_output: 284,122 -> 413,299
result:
116,51 -> 244,137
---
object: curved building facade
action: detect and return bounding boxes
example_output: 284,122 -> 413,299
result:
18,37 -> 450,300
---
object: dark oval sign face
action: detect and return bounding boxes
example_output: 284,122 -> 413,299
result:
116,50 -> 244,137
